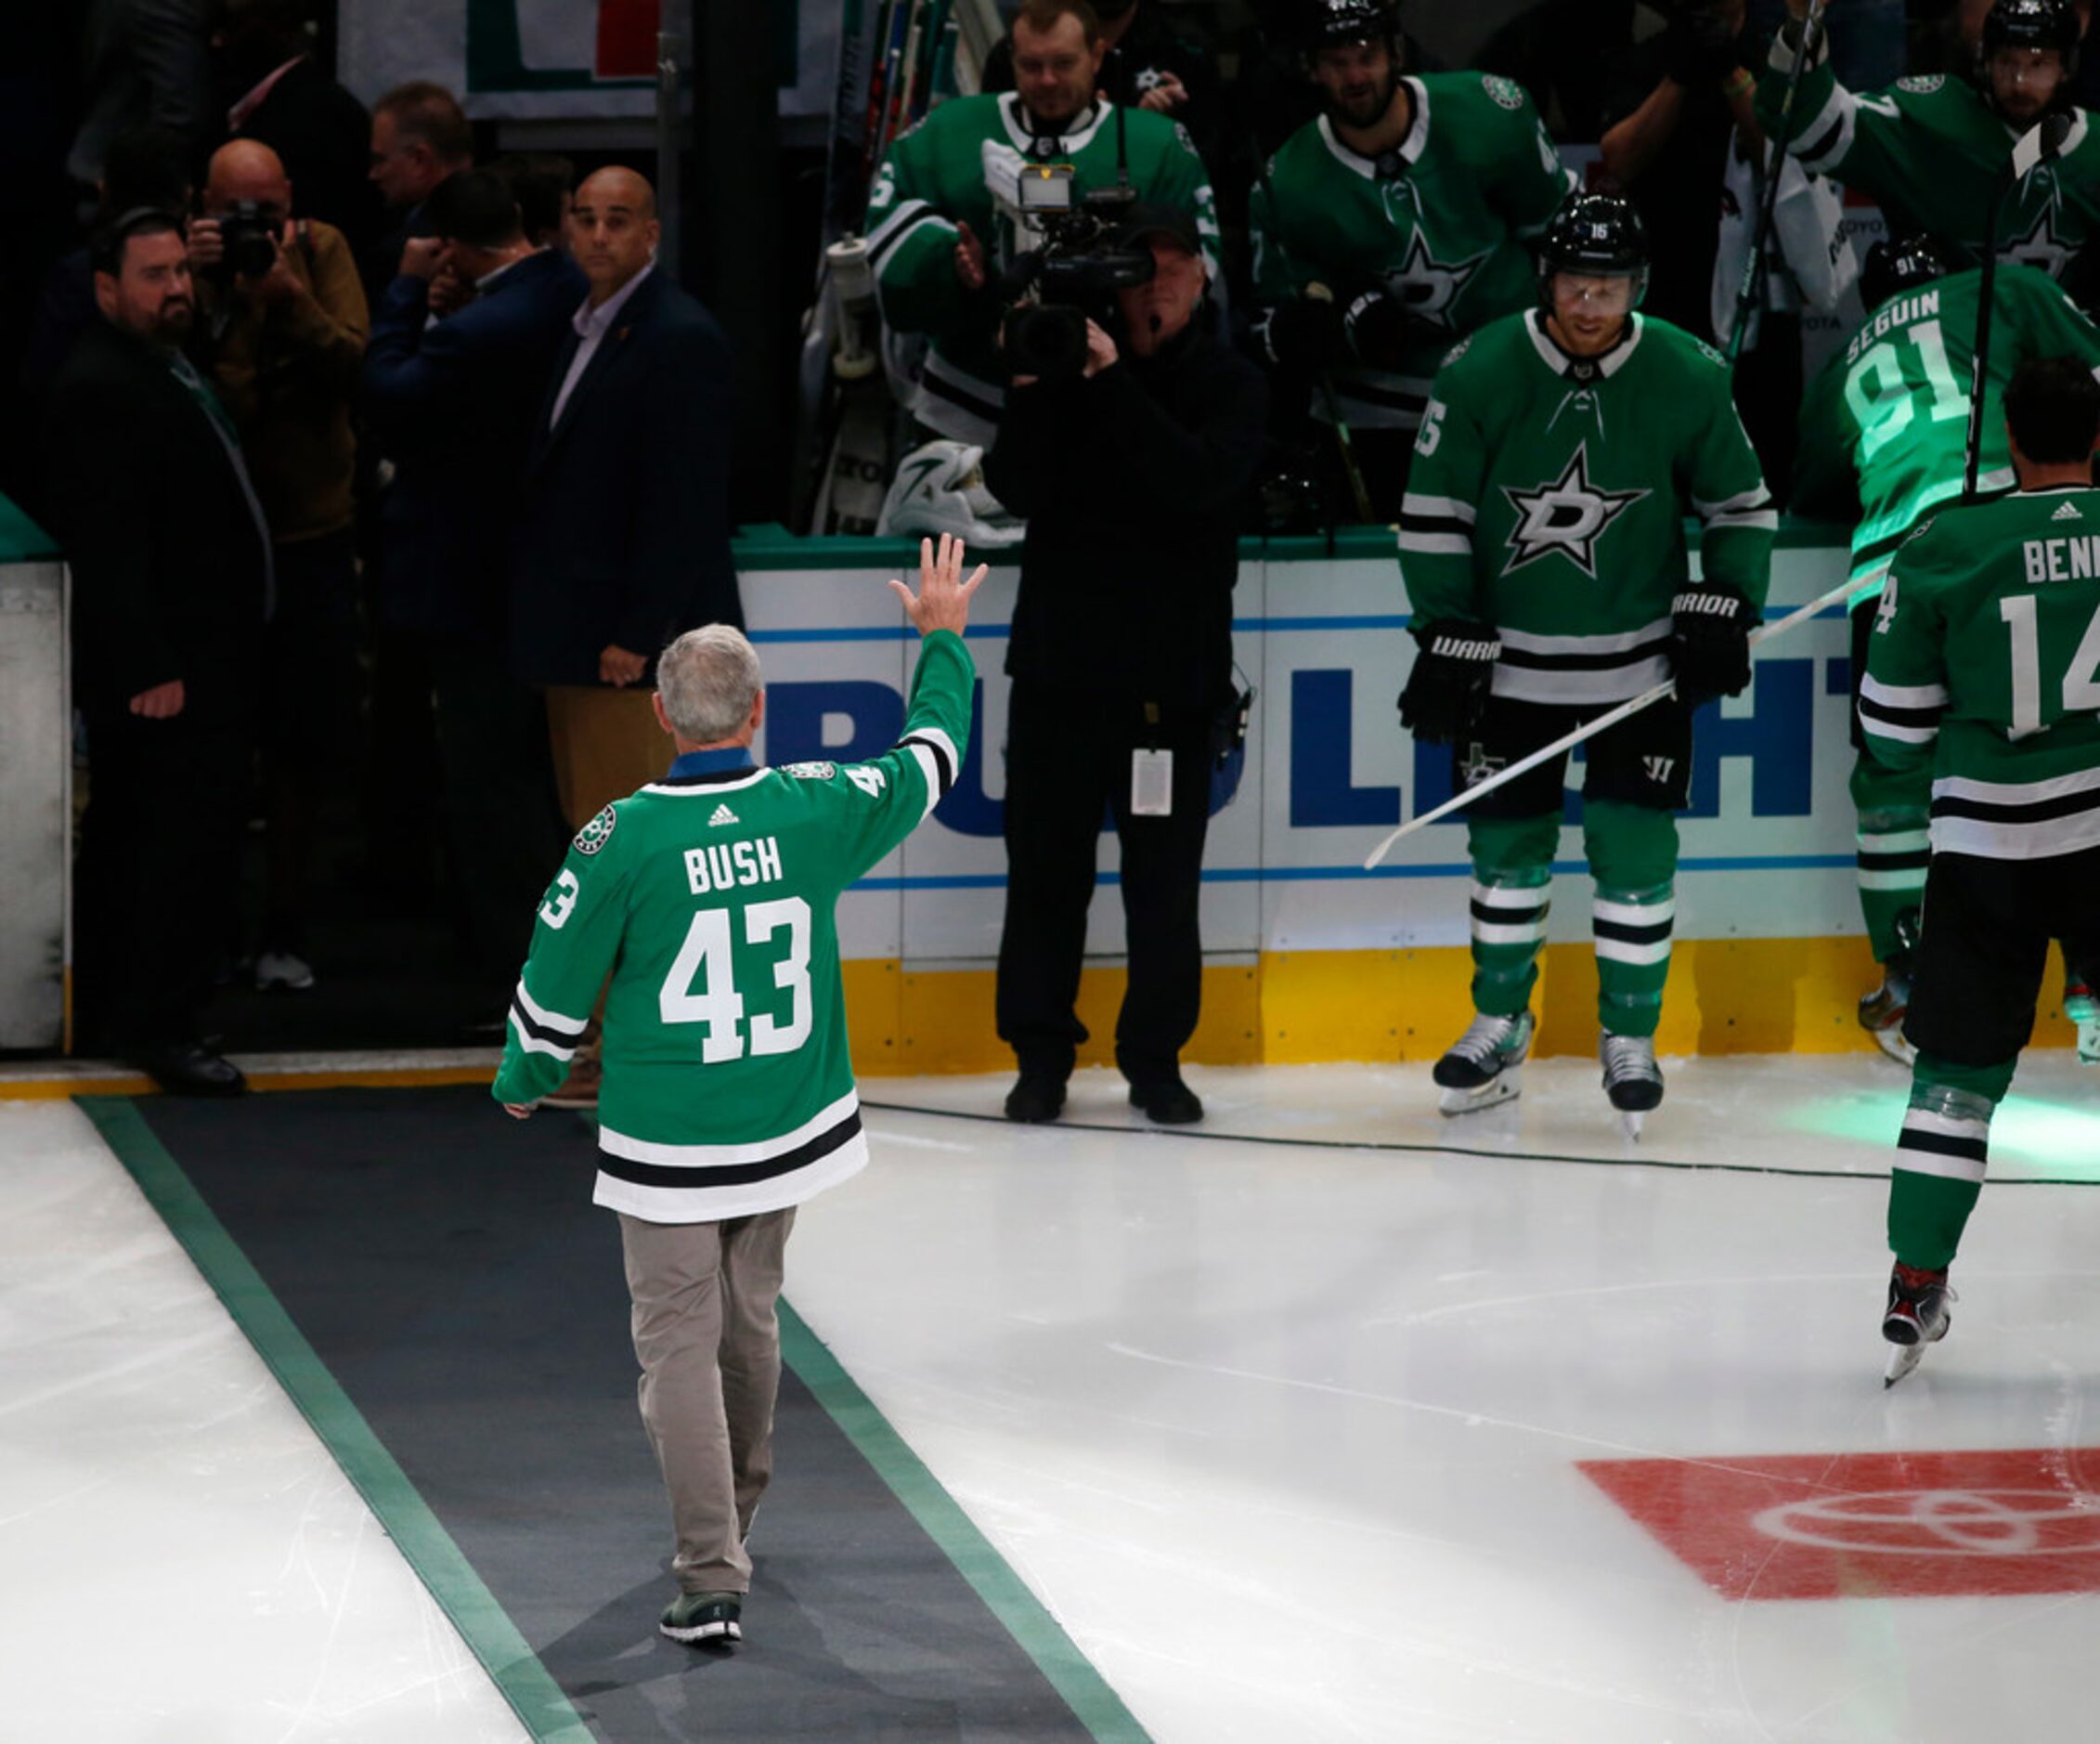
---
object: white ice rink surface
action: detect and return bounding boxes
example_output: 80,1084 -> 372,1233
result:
7,1057 -> 2099,1744
787,1054 -> 2100,1744
0,1100 -> 523,1744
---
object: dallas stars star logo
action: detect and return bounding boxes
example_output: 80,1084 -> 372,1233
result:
2002,200 -> 2074,280
1458,742 -> 1506,788
1381,228 -> 1490,331
1499,443 -> 1651,578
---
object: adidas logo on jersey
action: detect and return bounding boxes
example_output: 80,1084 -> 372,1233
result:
2053,499 -> 2083,521
708,803 -> 738,827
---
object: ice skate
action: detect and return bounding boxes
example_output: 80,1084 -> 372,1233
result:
1432,1010 -> 1533,1115
1858,967 -> 1917,1065
1600,1033 -> 1663,1140
2067,975 -> 2099,1065
1881,1261 -> 1954,1388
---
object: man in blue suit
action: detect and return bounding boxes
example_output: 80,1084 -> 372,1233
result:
364,168 -> 581,995
511,164 -> 743,838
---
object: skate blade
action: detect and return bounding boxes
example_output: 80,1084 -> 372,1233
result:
1620,1110 -> 1645,1142
1438,1071 -> 1521,1117
1870,1026 -> 1918,1067
2076,1023 -> 2099,1066
1884,1341 -> 1928,1387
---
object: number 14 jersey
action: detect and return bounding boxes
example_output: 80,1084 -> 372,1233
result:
1863,488 -> 2100,861
492,631 -> 976,1222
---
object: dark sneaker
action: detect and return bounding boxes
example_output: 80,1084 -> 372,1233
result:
130,1042 -> 247,1098
1004,1073 -> 1067,1124
1129,1077 -> 1203,1125
660,1590 -> 742,1646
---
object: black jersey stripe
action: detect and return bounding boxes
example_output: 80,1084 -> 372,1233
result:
1858,696 -> 1946,731
1470,898 -> 1549,925
598,1109 -> 864,1190
921,368 -> 1004,423
1899,1126 -> 1990,1165
900,732 -> 956,796
1932,788 -> 2100,826
1857,846 -> 1933,871
510,995 -> 583,1048
1592,916 -> 1675,947
1497,636 -> 1672,673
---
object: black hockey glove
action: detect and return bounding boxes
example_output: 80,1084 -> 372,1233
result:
1663,7 -> 1742,89
1669,583 -> 1756,708
1253,295 -> 1343,371
1398,619 -> 1499,744
1342,291 -> 1419,370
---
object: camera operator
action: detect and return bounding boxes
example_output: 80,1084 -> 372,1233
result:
190,137 -> 369,992
982,205 -> 1266,1127
862,0 -> 1217,448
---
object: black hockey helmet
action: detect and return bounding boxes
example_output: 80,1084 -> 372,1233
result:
1297,0 -> 1401,56
1981,0 -> 2081,75
1536,193 -> 1651,306
1860,233 -> 1954,315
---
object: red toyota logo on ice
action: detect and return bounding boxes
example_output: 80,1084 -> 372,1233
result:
1581,1448 -> 2100,1600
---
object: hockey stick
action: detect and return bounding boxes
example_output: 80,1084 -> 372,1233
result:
1964,111 -> 2075,497
1726,0 -> 1826,365
1361,573 -> 1860,870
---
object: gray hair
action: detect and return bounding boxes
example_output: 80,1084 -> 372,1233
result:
656,625 -> 762,744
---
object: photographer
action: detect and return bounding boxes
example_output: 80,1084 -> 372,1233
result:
862,0 -> 1217,447
190,137 -> 369,992
982,206 -> 1266,1127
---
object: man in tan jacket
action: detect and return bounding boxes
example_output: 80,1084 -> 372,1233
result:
190,137 -> 369,994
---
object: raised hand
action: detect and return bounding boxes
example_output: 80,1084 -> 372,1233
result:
888,533 -> 988,637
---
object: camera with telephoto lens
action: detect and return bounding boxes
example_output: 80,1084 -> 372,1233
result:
999,171 -> 1155,383
214,199 -> 283,281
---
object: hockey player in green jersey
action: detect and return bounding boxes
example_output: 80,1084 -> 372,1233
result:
1248,0 -> 1575,515
1396,194 -> 1775,1134
863,0 -> 1218,446
1760,0 -> 2100,285
1858,358 -> 2100,1385
493,536 -> 985,1644
1794,235 -> 2100,1060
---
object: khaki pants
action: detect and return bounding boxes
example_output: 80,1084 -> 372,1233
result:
546,684 -> 672,830
618,1207 -> 797,1595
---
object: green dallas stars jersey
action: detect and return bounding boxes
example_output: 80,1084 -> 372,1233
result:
1794,264 -> 2100,605
864,92 -> 1218,444
1251,72 -> 1575,432
1399,310 -> 1774,705
491,632 -> 975,1223
1755,36 -> 2100,281
1861,488 -> 2100,860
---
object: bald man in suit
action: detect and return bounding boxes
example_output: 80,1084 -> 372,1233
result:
508,166 -> 743,833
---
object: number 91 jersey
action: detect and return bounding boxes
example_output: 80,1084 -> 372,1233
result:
492,631 -> 976,1223
1793,263 -> 2100,605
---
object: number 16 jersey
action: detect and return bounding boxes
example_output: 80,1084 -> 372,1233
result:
492,631 -> 976,1222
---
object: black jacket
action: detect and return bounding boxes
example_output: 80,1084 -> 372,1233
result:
507,269 -> 743,686
364,247 -> 589,639
38,319 -> 270,711
983,323 -> 1265,710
